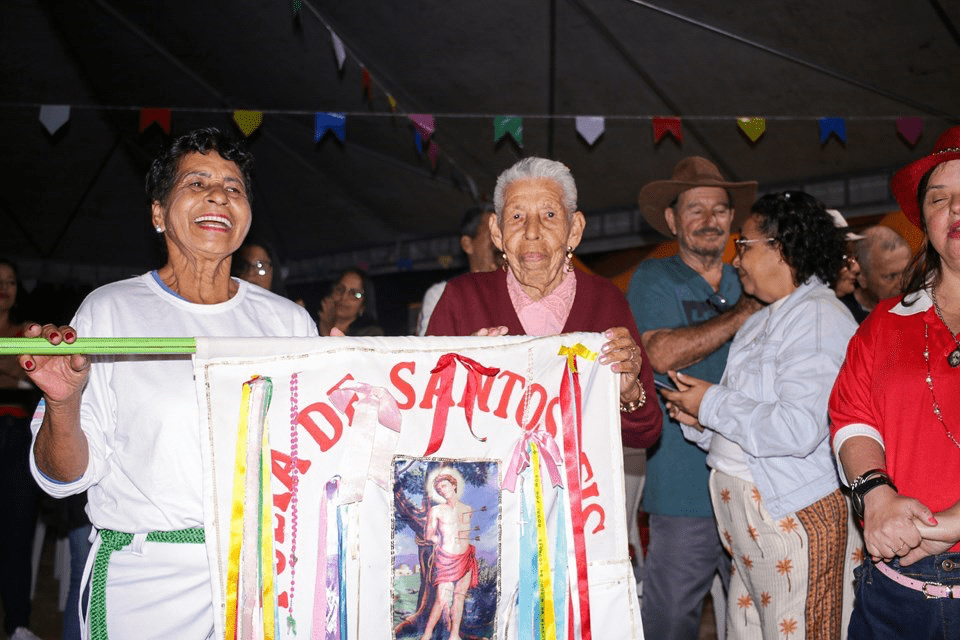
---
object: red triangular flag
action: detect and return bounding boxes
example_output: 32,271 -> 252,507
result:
361,67 -> 372,101
428,141 -> 439,169
653,117 -> 682,144
140,108 -> 171,134
896,117 -> 923,146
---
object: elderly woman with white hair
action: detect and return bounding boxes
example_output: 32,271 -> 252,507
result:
427,157 -> 661,448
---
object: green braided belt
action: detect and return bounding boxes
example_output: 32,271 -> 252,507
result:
90,527 -> 205,640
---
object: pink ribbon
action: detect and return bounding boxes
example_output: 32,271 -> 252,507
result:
502,428 -> 565,493
328,383 -> 402,432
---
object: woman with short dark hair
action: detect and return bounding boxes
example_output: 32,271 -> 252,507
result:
19,128 -> 317,637
662,191 -> 859,639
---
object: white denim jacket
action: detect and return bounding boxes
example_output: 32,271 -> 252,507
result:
681,277 -> 858,519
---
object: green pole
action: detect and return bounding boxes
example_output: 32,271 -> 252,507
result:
0,337 -> 197,355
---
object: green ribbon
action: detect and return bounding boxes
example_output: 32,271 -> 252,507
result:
89,528 -> 205,640
0,337 -> 197,355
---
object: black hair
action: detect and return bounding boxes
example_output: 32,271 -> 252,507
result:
902,165 -> 943,301
459,203 -> 496,238
334,267 -> 378,323
0,258 -> 23,324
232,238 -> 288,297
749,191 -> 846,288
145,127 -> 254,207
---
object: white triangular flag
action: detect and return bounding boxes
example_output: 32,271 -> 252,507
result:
575,116 -> 605,146
329,29 -> 346,70
39,105 -> 71,135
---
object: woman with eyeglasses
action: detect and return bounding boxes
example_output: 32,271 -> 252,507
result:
232,239 -> 282,294
660,191 -> 859,639
317,267 -> 383,336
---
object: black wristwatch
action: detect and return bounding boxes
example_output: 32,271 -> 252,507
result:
850,469 -> 897,521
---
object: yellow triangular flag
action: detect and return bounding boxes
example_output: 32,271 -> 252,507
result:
233,110 -> 263,137
737,117 -> 765,142
387,94 -> 397,113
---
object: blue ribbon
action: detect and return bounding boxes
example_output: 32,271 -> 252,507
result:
553,487 -> 568,640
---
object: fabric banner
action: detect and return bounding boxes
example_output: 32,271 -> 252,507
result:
195,333 -> 642,640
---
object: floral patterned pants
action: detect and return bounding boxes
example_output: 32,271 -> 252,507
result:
709,471 -> 852,639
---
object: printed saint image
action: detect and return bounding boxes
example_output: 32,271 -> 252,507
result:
392,458 -> 500,640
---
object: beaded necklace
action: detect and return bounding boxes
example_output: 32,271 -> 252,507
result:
923,324 -> 960,450
287,372 -> 301,634
931,287 -> 960,367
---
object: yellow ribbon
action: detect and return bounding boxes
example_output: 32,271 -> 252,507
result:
531,442 -> 557,640
225,381 -> 252,640
557,343 -> 597,373
260,426 -> 276,640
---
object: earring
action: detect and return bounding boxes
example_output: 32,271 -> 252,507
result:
155,226 -> 163,233
501,252 -> 508,272
565,247 -> 574,272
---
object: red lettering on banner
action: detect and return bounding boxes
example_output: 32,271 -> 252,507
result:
544,396 -> 561,438
458,371 -> 496,412
493,370 -> 526,418
297,401 -> 344,451
276,550 -> 286,575
419,370 -> 454,410
274,513 -> 285,544
516,383 -> 547,430
391,362 -> 417,409
579,451 -> 606,533
327,374 -> 357,424
271,450 -> 312,494
278,591 -> 288,609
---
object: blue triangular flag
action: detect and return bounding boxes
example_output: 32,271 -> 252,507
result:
819,118 -> 846,144
315,112 -> 346,142
39,105 -> 71,135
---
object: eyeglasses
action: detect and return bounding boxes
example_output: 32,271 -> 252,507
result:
236,259 -> 272,276
333,284 -> 364,300
841,254 -> 859,269
733,237 -> 777,256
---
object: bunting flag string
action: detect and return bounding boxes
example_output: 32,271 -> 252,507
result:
315,112 -> 346,142
737,117 -> 766,142
652,117 -> 682,144
139,108 -> 171,134
39,105 -> 70,135
819,117 -> 847,144
329,28 -> 346,71
896,116 -> 922,146
575,116 -> 605,146
233,110 -> 263,137
494,116 -> 523,147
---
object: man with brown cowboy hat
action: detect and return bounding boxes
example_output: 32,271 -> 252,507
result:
627,156 -> 760,640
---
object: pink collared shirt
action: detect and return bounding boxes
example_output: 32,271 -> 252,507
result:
506,268 -> 577,336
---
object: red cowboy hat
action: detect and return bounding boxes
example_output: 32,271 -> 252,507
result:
891,125 -> 960,228
639,156 -> 758,238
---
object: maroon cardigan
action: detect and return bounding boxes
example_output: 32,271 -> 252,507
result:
426,269 -> 662,448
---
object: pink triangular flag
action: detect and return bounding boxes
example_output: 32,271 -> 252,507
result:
39,105 -> 70,135
410,114 -> 435,141
575,116 -> 605,146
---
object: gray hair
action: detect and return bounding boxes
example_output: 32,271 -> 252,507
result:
493,157 -> 578,221
857,225 -> 910,275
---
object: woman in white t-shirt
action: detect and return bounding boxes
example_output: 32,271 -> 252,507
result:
19,128 -> 318,639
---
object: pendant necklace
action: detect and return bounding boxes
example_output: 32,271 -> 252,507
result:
931,287 -> 960,367
924,324 -> 960,450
